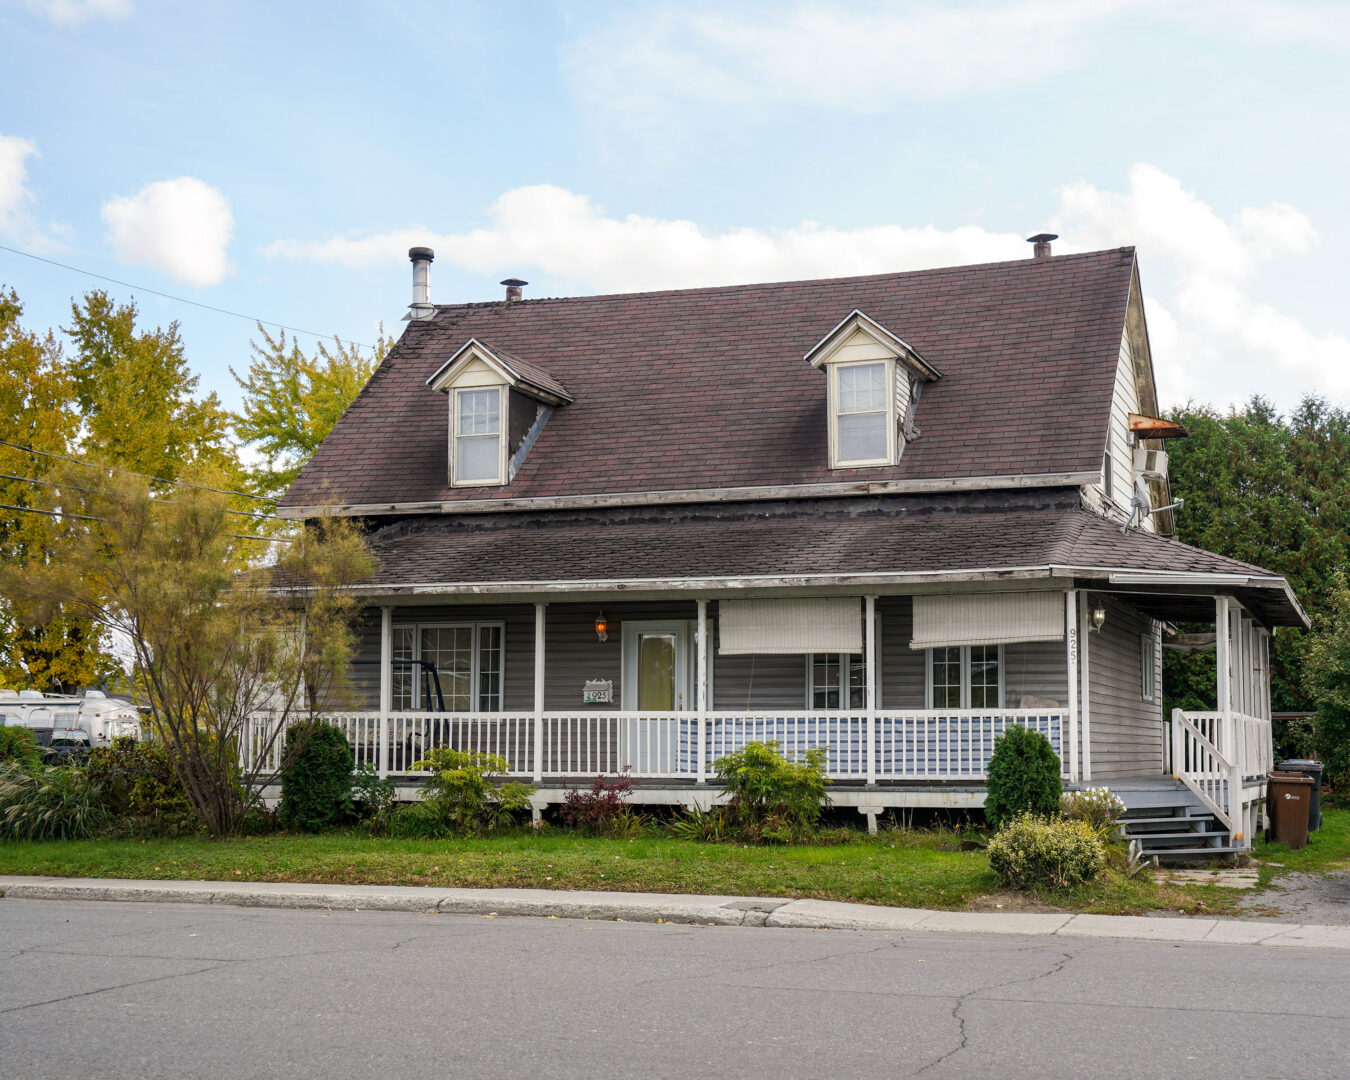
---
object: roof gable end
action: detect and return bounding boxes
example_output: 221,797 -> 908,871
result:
426,338 -> 573,405
804,309 -> 940,381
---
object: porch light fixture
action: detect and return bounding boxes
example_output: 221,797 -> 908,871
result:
1091,607 -> 1107,633
594,612 -> 609,643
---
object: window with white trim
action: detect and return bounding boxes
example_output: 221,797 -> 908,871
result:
807,653 -> 867,709
1140,631 -> 1156,702
452,386 -> 504,486
391,622 -> 505,712
926,645 -> 1003,709
831,361 -> 892,466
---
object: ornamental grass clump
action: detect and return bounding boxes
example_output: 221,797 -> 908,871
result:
983,724 -> 1062,828
986,812 -> 1107,890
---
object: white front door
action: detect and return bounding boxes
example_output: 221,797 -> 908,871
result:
621,621 -> 693,711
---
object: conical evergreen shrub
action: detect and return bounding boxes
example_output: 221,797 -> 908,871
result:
984,724 -> 1062,828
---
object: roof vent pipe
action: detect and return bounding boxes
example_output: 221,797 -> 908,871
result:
1027,233 -> 1057,259
501,277 -> 527,302
406,247 -> 435,321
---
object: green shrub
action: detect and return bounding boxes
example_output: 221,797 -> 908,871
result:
279,723 -> 354,832
0,761 -> 109,841
351,762 -> 398,835
987,812 -> 1107,889
706,740 -> 830,843
394,748 -> 534,838
984,725 -> 1062,828
85,737 -> 196,834
1060,786 -> 1126,842
0,727 -> 41,772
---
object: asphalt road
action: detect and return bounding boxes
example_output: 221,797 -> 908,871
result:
1,898 -> 1347,1080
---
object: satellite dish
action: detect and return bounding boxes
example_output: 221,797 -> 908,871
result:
1133,474 -> 1152,518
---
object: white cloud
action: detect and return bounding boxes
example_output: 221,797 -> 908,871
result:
22,0 -> 131,26
0,133 -> 66,252
0,134 -> 38,231
101,177 -> 234,287
266,166 -> 1345,409
263,184 -> 1026,292
1051,163 -> 1349,404
563,0 -> 1126,147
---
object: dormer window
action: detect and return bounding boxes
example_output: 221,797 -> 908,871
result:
833,361 -> 890,466
453,387 -> 504,485
804,310 -> 940,470
427,339 -> 573,489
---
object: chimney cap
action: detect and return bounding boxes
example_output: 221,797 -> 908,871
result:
409,246 -> 435,262
1026,233 -> 1058,244
500,277 -> 528,287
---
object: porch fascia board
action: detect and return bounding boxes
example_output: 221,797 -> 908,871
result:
276,470 -> 1102,519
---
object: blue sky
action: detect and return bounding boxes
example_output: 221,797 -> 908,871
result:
1,0 -> 1347,413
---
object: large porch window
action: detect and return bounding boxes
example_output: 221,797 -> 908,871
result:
807,653 -> 866,709
926,645 -> 1002,709
391,622 -> 504,712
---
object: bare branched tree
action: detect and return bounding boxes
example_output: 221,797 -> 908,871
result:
1,465 -> 375,836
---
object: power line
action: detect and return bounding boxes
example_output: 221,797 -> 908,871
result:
0,242 -> 379,353
0,438 -> 276,504
0,502 -> 289,544
0,471 -> 283,522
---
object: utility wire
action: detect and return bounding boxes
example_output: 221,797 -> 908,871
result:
0,242 -> 379,353
0,438 -> 276,504
0,502 -> 289,544
0,471 -> 283,522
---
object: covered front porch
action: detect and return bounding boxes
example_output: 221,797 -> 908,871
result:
247,577 -> 1287,842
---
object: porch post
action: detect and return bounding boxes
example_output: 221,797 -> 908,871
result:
1073,592 -> 1087,784
1215,596 -> 1231,716
865,594 -> 877,785
378,605 -> 392,778
533,602 -> 546,783
1066,589 -> 1082,782
696,599 -> 708,784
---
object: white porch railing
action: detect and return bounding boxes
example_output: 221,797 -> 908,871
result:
243,708 -> 1066,783
1171,709 -> 1273,836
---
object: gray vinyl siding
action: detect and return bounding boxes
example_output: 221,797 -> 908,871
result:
879,596 -> 924,708
1086,594 -> 1165,778
1004,641 -> 1069,707
543,600 -> 694,711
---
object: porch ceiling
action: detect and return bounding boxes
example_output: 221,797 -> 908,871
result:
337,503 -> 1306,628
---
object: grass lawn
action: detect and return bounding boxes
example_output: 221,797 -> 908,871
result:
0,826 -> 1253,917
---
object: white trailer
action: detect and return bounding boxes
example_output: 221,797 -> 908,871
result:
0,689 -> 143,746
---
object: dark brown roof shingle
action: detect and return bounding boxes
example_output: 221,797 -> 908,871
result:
283,248 -> 1136,508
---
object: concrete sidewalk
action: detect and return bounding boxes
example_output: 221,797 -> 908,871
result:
3,874 -> 1348,948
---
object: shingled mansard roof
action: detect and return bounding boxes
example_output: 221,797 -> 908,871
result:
282,248 -> 1137,511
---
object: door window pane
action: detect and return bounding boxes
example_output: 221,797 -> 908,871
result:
637,633 -> 677,710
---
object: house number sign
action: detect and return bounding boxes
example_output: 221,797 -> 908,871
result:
582,679 -> 614,704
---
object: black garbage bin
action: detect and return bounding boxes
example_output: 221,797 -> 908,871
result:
1279,759 -> 1324,832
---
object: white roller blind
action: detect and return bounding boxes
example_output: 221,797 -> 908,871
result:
719,597 -> 862,655
910,592 -> 1064,650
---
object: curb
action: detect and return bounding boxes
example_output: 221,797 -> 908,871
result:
2,876 -> 1348,949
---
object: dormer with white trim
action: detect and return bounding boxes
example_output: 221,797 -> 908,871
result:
804,310 -> 940,469
426,339 -> 572,488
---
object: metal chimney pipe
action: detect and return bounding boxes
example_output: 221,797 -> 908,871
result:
1027,233 -> 1057,259
407,247 -> 435,320
501,277 -> 527,302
